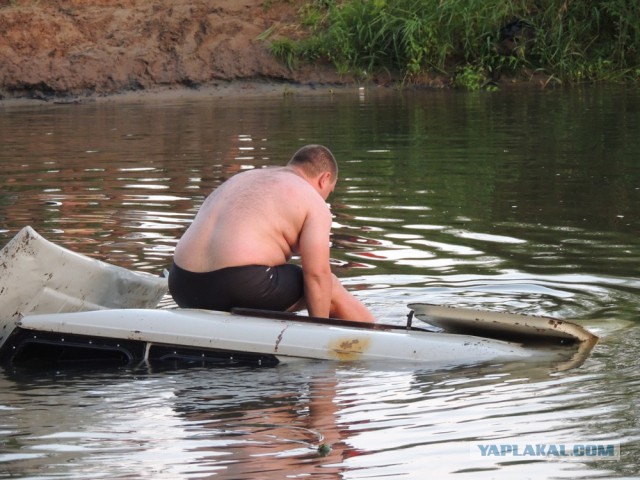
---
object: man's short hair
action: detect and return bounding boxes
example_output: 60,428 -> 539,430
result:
288,145 -> 338,180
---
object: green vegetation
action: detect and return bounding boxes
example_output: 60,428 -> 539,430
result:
265,0 -> 640,89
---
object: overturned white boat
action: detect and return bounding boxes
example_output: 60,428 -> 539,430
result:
0,227 -> 597,370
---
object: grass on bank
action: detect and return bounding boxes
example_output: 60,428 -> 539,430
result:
264,0 -> 640,89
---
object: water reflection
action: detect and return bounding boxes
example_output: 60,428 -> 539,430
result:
1,348 -> 637,479
1,86 -> 640,478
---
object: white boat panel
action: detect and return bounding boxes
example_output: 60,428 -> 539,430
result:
0,226 -> 168,348
409,303 -> 597,343
17,308 -> 535,366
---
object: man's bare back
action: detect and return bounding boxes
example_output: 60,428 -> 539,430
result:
173,167 -> 327,272
169,145 -> 375,322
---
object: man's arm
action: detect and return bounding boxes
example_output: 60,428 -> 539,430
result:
298,205 -> 333,318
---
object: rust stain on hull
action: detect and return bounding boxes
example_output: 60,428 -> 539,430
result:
328,337 -> 370,361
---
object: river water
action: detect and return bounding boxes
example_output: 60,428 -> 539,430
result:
1,85 -> 639,479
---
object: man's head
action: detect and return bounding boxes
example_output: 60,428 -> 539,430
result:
288,145 -> 338,200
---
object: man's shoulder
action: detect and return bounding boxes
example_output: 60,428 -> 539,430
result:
237,167 -> 326,209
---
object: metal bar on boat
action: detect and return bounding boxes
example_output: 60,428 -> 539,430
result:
230,307 -> 429,332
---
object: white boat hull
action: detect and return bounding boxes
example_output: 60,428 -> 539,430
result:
0,227 -> 598,370
6,307 -> 537,367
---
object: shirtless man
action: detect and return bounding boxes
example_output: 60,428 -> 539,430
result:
169,145 -> 375,322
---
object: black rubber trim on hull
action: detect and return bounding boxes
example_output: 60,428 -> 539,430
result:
0,327 -> 279,369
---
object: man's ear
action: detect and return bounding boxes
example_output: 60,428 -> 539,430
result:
318,171 -> 332,189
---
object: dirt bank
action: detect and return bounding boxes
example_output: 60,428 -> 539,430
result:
0,0 -> 362,101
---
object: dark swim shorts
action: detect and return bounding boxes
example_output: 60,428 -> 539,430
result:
168,262 -> 304,312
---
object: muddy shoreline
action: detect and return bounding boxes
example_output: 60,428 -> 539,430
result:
0,0 -> 545,106
0,0 -> 364,104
